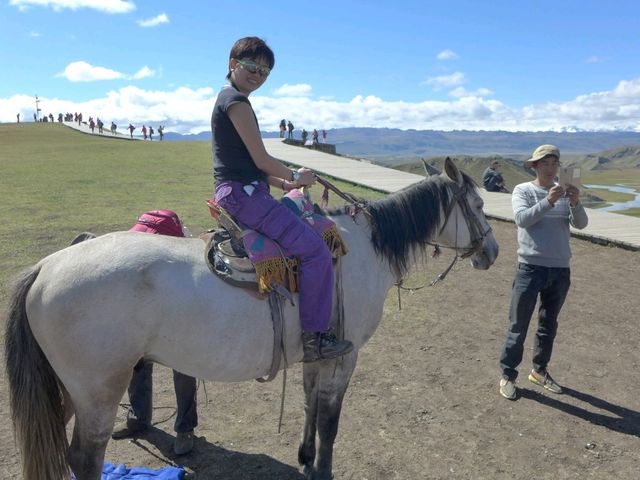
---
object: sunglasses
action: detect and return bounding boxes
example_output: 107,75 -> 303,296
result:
235,59 -> 271,77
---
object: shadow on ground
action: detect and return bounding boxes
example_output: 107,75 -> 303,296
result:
519,386 -> 640,437
125,427 -> 305,479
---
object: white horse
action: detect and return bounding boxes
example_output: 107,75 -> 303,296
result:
5,159 -> 498,480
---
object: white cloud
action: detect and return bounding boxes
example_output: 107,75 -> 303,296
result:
58,61 -> 125,82
9,0 -> 135,14
273,83 -> 312,97
422,71 -> 466,90
131,66 -> 156,79
4,78 -> 640,134
437,49 -> 459,61
137,13 -> 169,27
57,61 -> 157,82
449,87 -> 494,98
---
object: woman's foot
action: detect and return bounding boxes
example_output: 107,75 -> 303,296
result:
302,332 -> 353,362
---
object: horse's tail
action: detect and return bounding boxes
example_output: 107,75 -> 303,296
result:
4,265 -> 69,480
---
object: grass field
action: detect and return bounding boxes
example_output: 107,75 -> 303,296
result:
2,122 -> 638,300
0,123 -> 383,304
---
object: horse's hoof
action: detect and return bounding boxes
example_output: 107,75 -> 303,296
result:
303,466 -> 333,480
302,465 -> 314,479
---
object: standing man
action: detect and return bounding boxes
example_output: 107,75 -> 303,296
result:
287,120 -> 294,139
498,145 -> 588,400
111,210 -> 198,454
482,160 -> 508,192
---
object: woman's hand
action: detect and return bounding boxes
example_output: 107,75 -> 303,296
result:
295,168 -> 316,187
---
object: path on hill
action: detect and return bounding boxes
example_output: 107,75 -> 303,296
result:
1,220 -> 638,479
264,139 -> 640,250
63,120 -> 143,140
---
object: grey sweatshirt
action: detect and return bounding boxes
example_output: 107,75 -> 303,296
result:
512,182 -> 589,268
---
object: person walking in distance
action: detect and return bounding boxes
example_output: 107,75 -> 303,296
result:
498,145 -> 588,400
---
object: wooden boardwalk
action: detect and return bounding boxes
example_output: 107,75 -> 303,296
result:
264,138 -> 640,251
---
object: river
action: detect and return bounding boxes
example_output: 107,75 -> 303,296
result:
583,184 -> 640,212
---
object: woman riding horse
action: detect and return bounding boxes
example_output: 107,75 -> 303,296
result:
211,36 -> 353,362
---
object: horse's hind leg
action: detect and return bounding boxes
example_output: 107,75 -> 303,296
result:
299,352 -> 358,480
67,382 -> 128,480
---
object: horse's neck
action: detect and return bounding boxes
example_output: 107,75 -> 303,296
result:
331,213 -> 398,291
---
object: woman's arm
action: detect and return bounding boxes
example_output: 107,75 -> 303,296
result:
228,102 -> 315,185
267,175 -> 296,191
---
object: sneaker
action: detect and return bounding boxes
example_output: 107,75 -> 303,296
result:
499,378 -> 517,400
302,332 -> 354,363
173,431 -> 194,455
528,369 -> 563,394
111,420 -> 149,439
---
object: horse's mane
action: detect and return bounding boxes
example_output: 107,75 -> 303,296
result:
365,172 -> 476,277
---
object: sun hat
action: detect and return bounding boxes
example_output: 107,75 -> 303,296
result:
525,144 -> 560,167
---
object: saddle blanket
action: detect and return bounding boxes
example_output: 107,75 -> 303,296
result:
71,462 -> 184,480
242,189 -> 347,292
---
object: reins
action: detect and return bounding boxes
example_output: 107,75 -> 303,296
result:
314,175 -> 370,218
395,182 -> 492,305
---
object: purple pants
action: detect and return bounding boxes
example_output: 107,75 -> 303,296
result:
215,180 -> 333,333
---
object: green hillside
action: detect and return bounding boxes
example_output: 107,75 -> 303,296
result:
0,123 -> 384,301
394,155 -> 533,192
569,145 -> 640,170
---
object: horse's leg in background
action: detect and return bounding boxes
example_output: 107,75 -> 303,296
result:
67,376 -> 130,480
299,363 -> 319,476
299,352 -> 358,480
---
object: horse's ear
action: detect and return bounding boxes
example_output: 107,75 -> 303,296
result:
444,157 -> 464,187
422,159 -> 441,177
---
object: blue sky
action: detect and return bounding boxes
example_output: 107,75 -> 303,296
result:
1,0 -> 639,134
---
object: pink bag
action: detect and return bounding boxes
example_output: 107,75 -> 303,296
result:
129,210 -> 184,237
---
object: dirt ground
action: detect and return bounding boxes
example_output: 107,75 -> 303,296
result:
1,219 -> 639,479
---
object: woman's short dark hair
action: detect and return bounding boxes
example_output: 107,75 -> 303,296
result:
227,37 -> 275,79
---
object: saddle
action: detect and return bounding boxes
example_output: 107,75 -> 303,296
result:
204,190 -> 347,295
204,188 -> 349,383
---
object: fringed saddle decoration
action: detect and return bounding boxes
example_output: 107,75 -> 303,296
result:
205,189 -> 347,294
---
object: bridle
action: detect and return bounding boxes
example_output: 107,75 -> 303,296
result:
315,174 -> 491,290
424,182 -> 492,285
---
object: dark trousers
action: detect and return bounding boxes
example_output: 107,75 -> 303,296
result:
499,263 -> 571,381
127,359 -> 198,433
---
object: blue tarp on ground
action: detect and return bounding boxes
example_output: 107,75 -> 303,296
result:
71,462 -> 185,479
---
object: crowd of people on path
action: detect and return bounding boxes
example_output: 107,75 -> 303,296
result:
278,119 -> 327,145
279,119 -> 296,139
18,110 -> 166,141
126,124 -> 165,140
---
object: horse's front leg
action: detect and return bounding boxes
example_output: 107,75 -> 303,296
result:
299,351 -> 357,480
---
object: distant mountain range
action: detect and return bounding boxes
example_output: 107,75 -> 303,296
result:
165,127 -> 640,165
